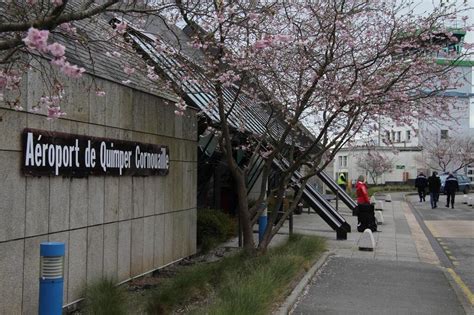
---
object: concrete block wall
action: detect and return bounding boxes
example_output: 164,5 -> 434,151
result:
0,71 -> 197,313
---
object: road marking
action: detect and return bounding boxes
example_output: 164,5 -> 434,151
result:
424,221 -> 474,238
402,202 -> 440,265
447,268 -> 474,305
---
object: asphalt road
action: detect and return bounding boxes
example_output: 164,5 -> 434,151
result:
407,193 -> 474,301
293,256 -> 464,315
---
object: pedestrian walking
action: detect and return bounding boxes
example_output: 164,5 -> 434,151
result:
337,173 -> 347,191
355,175 -> 377,232
415,172 -> 428,202
356,175 -> 370,205
428,171 -> 441,209
445,173 -> 459,209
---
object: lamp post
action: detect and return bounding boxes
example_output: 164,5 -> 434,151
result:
258,202 -> 268,243
39,242 -> 65,315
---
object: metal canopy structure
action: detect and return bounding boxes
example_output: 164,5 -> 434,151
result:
127,26 -> 352,239
129,31 -> 288,142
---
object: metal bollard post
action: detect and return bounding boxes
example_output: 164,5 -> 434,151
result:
39,242 -> 65,315
258,202 -> 268,243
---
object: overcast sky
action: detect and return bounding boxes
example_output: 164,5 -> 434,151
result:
413,0 -> 473,44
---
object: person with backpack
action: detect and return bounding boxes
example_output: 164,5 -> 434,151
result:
427,171 -> 441,209
445,173 -> 459,209
415,172 -> 428,202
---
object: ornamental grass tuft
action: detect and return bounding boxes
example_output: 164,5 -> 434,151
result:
146,234 -> 326,315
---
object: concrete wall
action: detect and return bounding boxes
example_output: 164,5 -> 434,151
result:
0,70 -> 197,313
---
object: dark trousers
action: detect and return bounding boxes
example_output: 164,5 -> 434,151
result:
430,192 -> 439,208
417,188 -> 426,201
446,192 -> 455,207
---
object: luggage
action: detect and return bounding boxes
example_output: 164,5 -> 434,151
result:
357,203 -> 377,232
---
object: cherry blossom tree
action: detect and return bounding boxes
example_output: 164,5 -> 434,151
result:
0,0 -> 172,117
166,0 -> 473,251
419,132 -> 474,172
356,149 -> 396,185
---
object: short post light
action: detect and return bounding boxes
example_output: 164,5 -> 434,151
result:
258,202 -> 268,243
39,242 -> 65,315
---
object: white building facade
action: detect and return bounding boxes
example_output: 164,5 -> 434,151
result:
334,60 -> 474,185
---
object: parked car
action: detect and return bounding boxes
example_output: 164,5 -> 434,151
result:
440,174 -> 471,194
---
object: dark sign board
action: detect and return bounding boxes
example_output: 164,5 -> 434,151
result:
22,128 -> 169,177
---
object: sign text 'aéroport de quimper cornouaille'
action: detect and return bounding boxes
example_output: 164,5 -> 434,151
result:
22,128 -> 170,177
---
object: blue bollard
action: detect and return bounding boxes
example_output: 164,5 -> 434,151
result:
39,242 -> 65,315
258,202 -> 268,242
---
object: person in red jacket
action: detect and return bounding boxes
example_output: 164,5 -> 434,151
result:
356,175 -> 370,205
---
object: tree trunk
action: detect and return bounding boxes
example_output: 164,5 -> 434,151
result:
235,172 -> 255,250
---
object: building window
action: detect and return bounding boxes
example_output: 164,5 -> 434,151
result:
406,130 -> 411,142
470,101 -> 474,128
392,131 -> 396,142
338,156 -> 347,168
386,131 -> 390,141
440,130 -> 448,140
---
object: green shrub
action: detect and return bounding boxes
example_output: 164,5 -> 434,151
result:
82,278 -> 127,315
368,184 -> 415,196
197,209 -> 236,252
145,234 -> 326,315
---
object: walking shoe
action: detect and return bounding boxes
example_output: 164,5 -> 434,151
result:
445,204 -> 449,207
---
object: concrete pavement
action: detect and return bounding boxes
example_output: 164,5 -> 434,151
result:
284,193 -> 471,314
407,193 -> 474,307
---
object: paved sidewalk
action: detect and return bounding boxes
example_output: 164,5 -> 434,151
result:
286,193 -> 467,314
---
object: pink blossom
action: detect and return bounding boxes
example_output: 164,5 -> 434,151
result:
96,90 -> 106,97
22,27 -> 49,52
112,51 -> 121,57
47,106 -> 66,120
51,0 -> 63,5
61,62 -> 85,78
274,34 -> 293,43
51,57 -> 66,67
254,39 -> 270,49
47,43 -> 65,57
0,71 -> 21,90
248,13 -> 259,20
59,23 -> 76,35
123,66 -> 135,75
115,22 -> 127,34
121,79 -> 132,84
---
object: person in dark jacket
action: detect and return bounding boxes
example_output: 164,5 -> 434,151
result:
427,171 -> 441,209
445,173 -> 459,209
415,172 -> 428,202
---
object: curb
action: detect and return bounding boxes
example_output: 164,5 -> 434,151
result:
275,251 -> 332,315
442,267 -> 474,313
404,193 -> 473,312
